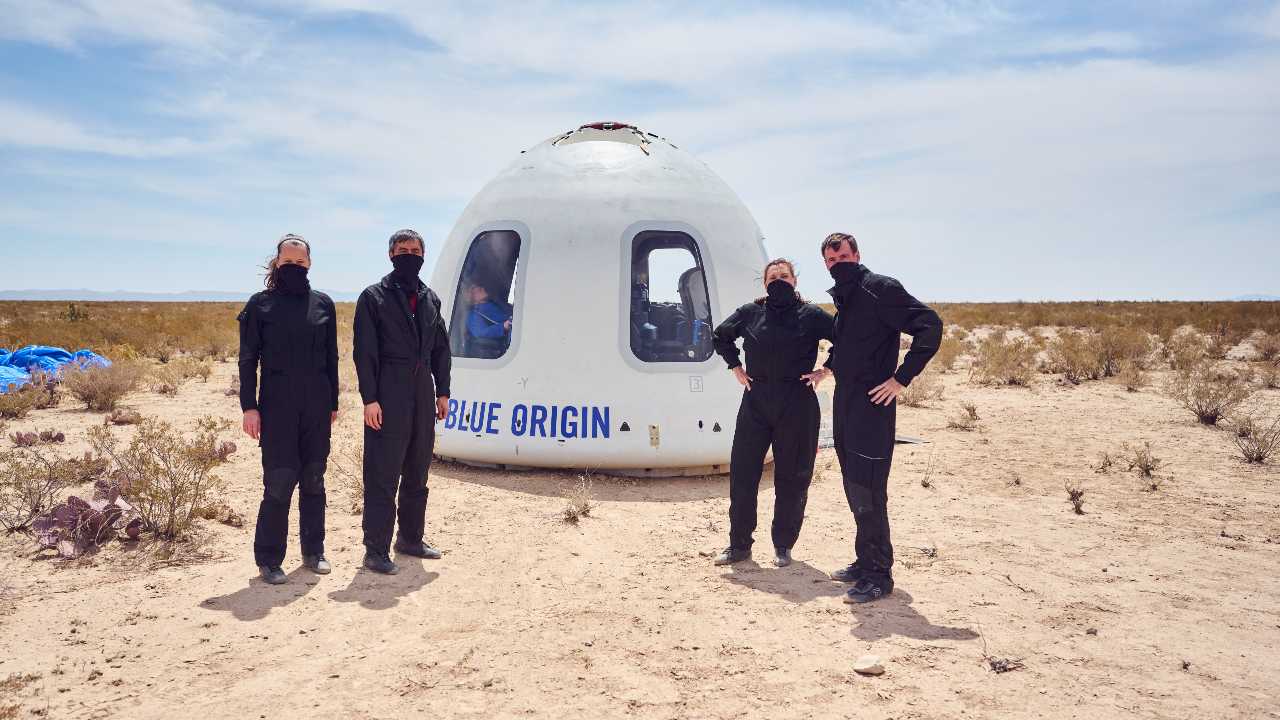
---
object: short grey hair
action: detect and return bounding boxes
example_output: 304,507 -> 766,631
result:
388,228 -> 424,252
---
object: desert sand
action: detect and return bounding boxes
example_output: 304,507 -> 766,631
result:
1,357 -> 1278,720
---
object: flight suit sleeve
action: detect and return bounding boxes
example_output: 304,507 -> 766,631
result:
872,279 -> 943,386
429,292 -> 452,397
711,305 -> 747,369
352,289 -> 380,406
236,298 -> 261,412
326,298 -> 339,412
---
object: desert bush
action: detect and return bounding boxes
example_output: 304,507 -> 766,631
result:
900,371 -> 945,407
947,402 -> 981,431
62,361 -> 144,411
142,337 -> 176,364
149,366 -> 181,396
27,373 -> 62,410
1044,330 -> 1104,384
0,449 -> 69,531
89,416 -> 237,539
171,356 -> 212,382
1166,364 -> 1253,425
1065,482 -> 1086,514
932,337 -> 962,373
1094,451 -> 1116,473
562,473 -> 595,523
1164,327 -> 1210,372
329,441 -> 364,514
0,386 -> 43,419
1122,441 -> 1163,477
1252,332 -> 1280,363
60,451 -> 110,485
1116,361 -> 1148,392
970,330 -> 1037,387
105,408 -> 143,425
1232,414 -> 1280,464
1259,364 -> 1280,390
1096,326 -> 1155,375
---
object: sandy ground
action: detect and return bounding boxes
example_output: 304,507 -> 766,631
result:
1,357 -> 1279,720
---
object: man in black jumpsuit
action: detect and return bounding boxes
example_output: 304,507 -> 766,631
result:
711,276 -> 834,567
238,241 -> 338,582
354,229 -> 451,575
822,233 -> 942,603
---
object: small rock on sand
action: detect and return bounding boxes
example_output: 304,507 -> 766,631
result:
853,655 -> 884,676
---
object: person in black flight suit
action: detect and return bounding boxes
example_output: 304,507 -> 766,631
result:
821,232 -> 942,603
354,228 -> 451,575
711,258 -> 834,568
238,233 -> 339,585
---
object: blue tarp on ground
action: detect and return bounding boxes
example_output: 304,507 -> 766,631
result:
0,346 -> 111,394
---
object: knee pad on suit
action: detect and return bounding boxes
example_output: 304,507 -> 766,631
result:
299,462 -> 327,495
263,467 -> 298,504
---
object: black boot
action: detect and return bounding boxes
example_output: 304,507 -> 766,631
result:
713,546 -> 752,566
830,561 -> 864,583
363,551 -> 399,575
843,576 -> 893,604
394,539 -> 442,559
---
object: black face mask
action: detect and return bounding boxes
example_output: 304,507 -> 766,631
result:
390,253 -> 424,285
765,279 -> 797,306
828,261 -> 860,284
275,263 -> 310,295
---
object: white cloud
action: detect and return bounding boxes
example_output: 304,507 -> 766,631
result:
0,101 -> 207,157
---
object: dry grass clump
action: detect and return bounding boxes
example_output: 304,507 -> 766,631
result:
970,330 -> 1037,387
1095,326 -> 1154,376
1232,414 -> 1280,464
1122,441 -> 1163,478
1116,361 -> 1148,392
62,362 -> 145,411
1044,330 -> 1104,383
1165,364 -> 1253,425
1259,363 -> 1280,390
1163,327 -> 1211,371
89,416 -> 236,539
1251,332 -> 1279,363
562,472 -> 595,523
931,336 -> 963,373
328,441 -> 365,514
947,402 -> 981,431
0,386 -> 43,420
899,371 -> 945,408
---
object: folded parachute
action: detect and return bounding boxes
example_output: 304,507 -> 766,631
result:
0,346 -> 111,394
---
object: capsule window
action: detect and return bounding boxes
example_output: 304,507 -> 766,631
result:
450,230 -> 521,360
629,230 -> 713,363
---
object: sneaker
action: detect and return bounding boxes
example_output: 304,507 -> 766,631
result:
362,552 -> 399,575
843,577 -> 894,604
773,548 -> 792,567
713,547 -> 752,566
830,562 -> 864,583
394,540 -> 442,559
258,565 -> 287,585
302,554 -> 331,574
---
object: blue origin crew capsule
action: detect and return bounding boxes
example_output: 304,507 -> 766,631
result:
430,122 -> 769,475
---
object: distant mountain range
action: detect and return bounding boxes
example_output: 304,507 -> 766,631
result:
0,289 -> 362,302
1229,294 -> 1280,301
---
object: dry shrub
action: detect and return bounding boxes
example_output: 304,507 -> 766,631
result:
932,336 -> 963,373
1116,361 -> 1148,392
0,386 -> 42,420
899,371 -> 945,408
149,366 -> 181,396
105,408 -> 143,425
1164,327 -> 1210,371
1260,364 -> 1280,390
947,402 -> 981,431
1065,482 -> 1086,514
1166,364 -> 1253,425
562,473 -> 595,523
329,441 -> 364,514
0,449 -> 70,531
1122,441 -> 1163,478
89,416 -> 236,539
171,356 -> 213,382
63,361 -> 144,411
1252,332 -> 1280,363
1044,330 -> 1104,384
970,330 -> 1037,387
1232,414 -> 1280,464
1096,326 -> 1154,375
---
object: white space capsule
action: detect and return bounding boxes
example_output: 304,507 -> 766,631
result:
429,122 -> 770,476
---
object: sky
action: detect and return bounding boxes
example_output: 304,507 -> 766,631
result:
0,0 -> 1277,302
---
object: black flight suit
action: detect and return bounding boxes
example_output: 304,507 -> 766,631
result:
826,263 -> 942,584
712,292 -> 834,552
353,274 -> 451,556
238,288 -> 339,568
